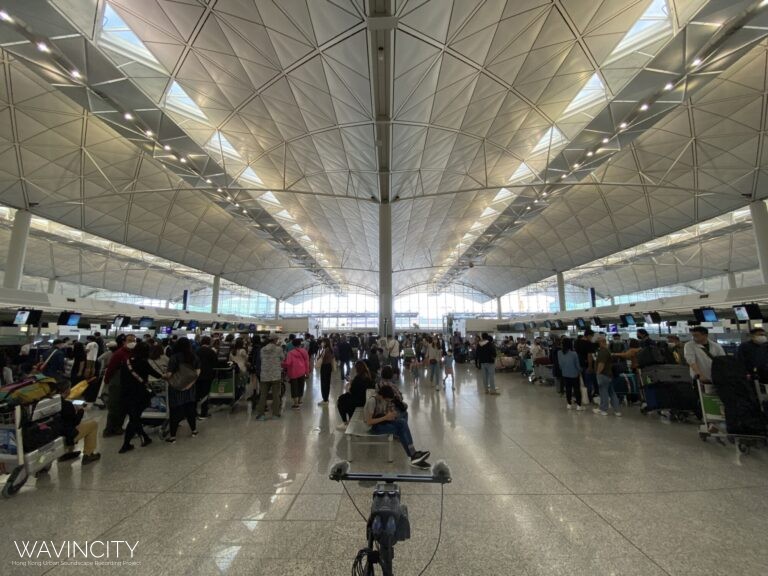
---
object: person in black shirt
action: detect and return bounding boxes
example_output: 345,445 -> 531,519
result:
336,361 -> 374,430
737,327 -> 768,380
196,336 -> 218,419
337,337 -> 353,381
574,330 -> 597,403
119,341 -> 164,453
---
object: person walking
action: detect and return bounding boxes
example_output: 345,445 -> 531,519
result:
255,333 -> 284,421
337,336 -> 353,382
424,337 -> 442,390
317,338 -> 335,406
558,338 -> 584,411
283,337 -> 310,409
476,333 -> 498,395
119,341 -> 164,453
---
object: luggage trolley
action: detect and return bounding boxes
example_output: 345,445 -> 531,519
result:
697,381 -> 767,455
209,366 -> 245,412
0,397 -> 68,498
141,379 -> 170,438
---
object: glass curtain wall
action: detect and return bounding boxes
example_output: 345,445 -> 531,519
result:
282,284 -> 379,331
394,284 -> 497,329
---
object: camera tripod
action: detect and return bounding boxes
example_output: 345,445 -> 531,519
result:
330,461 -> 452,576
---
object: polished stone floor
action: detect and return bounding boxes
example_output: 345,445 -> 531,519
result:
3,364 -> 768,576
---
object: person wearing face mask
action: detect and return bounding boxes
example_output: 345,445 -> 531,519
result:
684,327 -> 726,385
102,334 -> 137,437
737,328 -> 768,380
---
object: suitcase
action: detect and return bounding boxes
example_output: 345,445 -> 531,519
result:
711,357 -> 768,436
640,365 -> 698,416
613,373 -> 638,396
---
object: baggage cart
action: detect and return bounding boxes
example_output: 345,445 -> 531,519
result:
530,363 -> 554,385
0,398 -> 68,497
141,379 -> 170,438
697,380 -> 767,455
638,365 -> 699,421
209,366 -> 245,413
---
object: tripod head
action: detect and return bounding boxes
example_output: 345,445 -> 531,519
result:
329,461 -> 452,576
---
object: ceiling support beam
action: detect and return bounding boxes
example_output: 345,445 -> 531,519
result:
368,0 -> 395,334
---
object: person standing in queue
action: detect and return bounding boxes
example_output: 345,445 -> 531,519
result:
283,337 -> 310,409
165,337 -> 200,443
102,334 -> 136,437
195,336 -> 217,420
317,338 -> 335,406
119,341 -> 164,453
255,333 -> 284,421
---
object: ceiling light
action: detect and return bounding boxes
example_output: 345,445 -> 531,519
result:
602,137 -> 610,144
526,206 -> 531,210
692,58 -> 701,66
640,103 -> 649,111
533,199 -> 539,204
205,178 -> 212,184
664,82 -> 674,91
242,209 -> 247,214
179,157 -> 187,163
619,122 -> 628,129
234,202 -> 239,207
145,129 -> 153,137
761,0 -> 768,6
0,11 -> 14,22
163,144 -> 171,151
586,151 -> 593,157
123,112 -> 133,120
36,42 -> 50,53
573,163 -> 580,169
226,196 -> 232,201
217,188 -> 223,193
542,192 -> 548,197
560,174 -> 567,180
70,69 -> 81,79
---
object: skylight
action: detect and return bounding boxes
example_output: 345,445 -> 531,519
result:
560,73 -> 607,120
480,207 -> 498,218
529,126 -> 567,157
206,131 -> 241,160
508,163 -> 535,184
607,0 -> 672,63
166,81 -> 209,122
260,191 -> 281,205
493,188 -> 514,202
99,3 -> 165,72
240,167 -> 263,186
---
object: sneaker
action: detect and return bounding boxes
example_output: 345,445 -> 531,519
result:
118,444 -> 134,454
409,460 -> 431,470
165,437 -> 177,444
317,401 -> 329,406
489,390 -> 501,396
336,423 -> 348,431
566,403 -> 573,410
593,409 -> 608,416
575,405 -> 585,412
197,415 -> 209,421
255,414 -> 271,421
411,450 -> 431,464
614,412 -> 622,417
81,453 -> 101,465
191,430 -> 198,437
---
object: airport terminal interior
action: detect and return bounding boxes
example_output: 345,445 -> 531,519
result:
2,0 -> 768,574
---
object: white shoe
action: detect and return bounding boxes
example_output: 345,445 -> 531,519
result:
575,405 -> 585,412
614,412 -> 622,417
317,401 -> 329,406
336,423 -> 348,431
566,403 -> 573,410
593,408 -> 608,416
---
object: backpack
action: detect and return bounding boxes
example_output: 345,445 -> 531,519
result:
637,344 -> 665,368
168,362 -> 198,391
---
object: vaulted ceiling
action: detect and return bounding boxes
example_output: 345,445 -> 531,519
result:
0,0 -> 766,303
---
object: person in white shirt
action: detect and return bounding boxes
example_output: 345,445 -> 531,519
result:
530,339 -> 546,361
386,335 -> 400,369
683,327 -> 726,384
85,335 -> 99,378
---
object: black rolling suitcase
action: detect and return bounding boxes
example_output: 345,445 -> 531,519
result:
640,365 -> 699,419
711,357 -> 768,436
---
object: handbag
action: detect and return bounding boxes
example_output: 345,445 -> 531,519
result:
167,362 -> 198,391
314,356 -> 323,370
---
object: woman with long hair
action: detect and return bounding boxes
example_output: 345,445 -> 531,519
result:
165,337 -> 201,443
335,360 -> 374,430
558,338 -> 583,411
317,338 -> 335,406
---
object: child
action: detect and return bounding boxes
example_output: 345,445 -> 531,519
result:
410,357 -> 421,386
443,351 -> 454,389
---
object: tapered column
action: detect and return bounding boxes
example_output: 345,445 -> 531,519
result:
379,203 -> 393,336
274,299 -> 280,320
3,210 -> 32,290
211,275 -> 220,314
556,272 -> 566,313
727,272 -> 737,290
496,297 -> 502,320
47,277 -> 56,294
750,200 -> 768,285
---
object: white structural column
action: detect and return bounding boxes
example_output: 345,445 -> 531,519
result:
556,272 -> 566,313
496,297 -> 502,320
750,200 -> 768,285
379,203 -> 394,336
728,272 -> 737,290
274,299 -> 280,320
211,275 -> 221,314
47,278 -> 56,294
3,210 -> 32,290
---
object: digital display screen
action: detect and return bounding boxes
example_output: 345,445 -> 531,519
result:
526,322 -> 536,329
13,310 -> 30,325
113,315 -> 127,328
66,313 -> 81,327
248,324 -> 256,332
734,306 -> 750,322
171,320 -> 183,330
138,317 -> 154,329
575,318 -> 586,330
222,323 -> 231,330
608,323 -> 618,333
591,317 -> 602,327
733,304 -> 762,321
159,326 -> 172,335
187,320 -> 199,330
701,308 -> 718,323
621,314 -> 636,326
237,323 -> 246,331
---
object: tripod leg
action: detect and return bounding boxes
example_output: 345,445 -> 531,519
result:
380,544 -> 394,576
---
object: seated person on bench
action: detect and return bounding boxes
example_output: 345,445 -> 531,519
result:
363,383 -> 431,469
